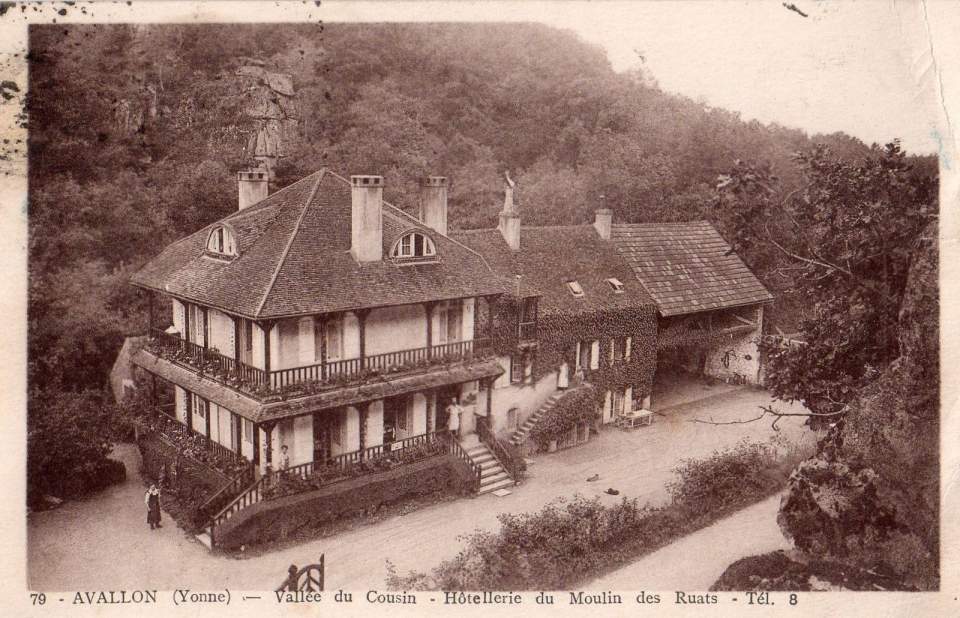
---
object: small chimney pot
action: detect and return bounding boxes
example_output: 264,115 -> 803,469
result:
419,176 -> 448,235
351,174 -> 384,262
238,170 -> 269,210
594,208 -> 613,241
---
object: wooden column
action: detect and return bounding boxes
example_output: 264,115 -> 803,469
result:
263,422 -> 275,470
201,307 -> 209,347
260,320 -> 276,380
425,391 -> 434,434
150,374 -> 159,407
318,315 -> 328,380
147,292 -> 155,335
253,424 -> 261,466
185,391 -> 193,432
424,302 -> 436,358
183,302 -> 191,342
486,377 -> 493,418
234,317 -> 241,361
358,403 -> 369,460
486,296 -> 497,341
356,310 -> 370,369
234,413 -> 243,454
204,398 -> 211,439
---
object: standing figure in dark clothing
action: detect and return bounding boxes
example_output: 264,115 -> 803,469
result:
145,484 -> 162,529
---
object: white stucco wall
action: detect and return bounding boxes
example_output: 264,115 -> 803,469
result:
462,298 -> 475,341
240,419 -> 255,461
172,299 -> 186,336
343,313 -> 361,360
366,304 -> 428,355
412,393 -> 428,436
252,322 -> 266,370
367,400 -> 385,447
207,309 -> 235,358
490,371 -> 559,436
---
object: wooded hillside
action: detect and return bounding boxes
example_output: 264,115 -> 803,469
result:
26,23 -> 935,506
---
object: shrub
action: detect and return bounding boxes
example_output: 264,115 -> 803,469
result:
27,388 -> 127,507
387,436 -> 809,590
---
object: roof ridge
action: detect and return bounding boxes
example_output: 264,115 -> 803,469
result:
254,170 -> 326,317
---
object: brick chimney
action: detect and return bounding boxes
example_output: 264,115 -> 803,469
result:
419,176 -> 448,235
593,208 -> 613,240
350,175 -> 384,263
238,169 -> 269,210
498,172 -> 520,251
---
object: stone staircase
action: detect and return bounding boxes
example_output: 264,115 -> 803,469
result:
465,442 -> 514,495
509,392 -> 563,447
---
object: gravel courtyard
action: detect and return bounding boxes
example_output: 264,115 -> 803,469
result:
28,383 -> 815,591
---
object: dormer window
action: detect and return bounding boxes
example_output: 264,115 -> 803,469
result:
566,280 -> 585,298
392,231 -> 436,259
206,225 -> 237,258
607,277 -> 625,293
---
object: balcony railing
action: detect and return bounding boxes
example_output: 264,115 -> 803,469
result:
146,329 -> 489,399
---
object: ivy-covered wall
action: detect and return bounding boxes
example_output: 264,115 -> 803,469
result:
535,306 -> 658,403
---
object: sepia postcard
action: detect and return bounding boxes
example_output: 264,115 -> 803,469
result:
1,1 -> 959,616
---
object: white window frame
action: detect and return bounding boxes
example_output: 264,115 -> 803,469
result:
607,277 -> 625,293
392,232 -> 436,258
566,280 -> 585,297
206,226 -> 237,258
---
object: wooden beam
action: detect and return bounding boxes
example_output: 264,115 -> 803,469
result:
204,398 -> 211,439
424,302 -> 436,358
318,315 -> 328,380
355,310 -> 370,369
733,314 -> 756,327
234,317 -> 242,361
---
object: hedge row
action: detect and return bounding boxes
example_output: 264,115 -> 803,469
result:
217,454 -> 475,550
387,438 -> 809,590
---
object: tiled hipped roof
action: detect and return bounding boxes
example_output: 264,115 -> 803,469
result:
451,226 -> 656,317
131,170 -> 507,319
611,221 -> 773,317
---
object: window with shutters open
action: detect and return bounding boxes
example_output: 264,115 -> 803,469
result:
243,418 -> 254,444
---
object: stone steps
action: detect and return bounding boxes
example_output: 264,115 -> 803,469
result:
463,441 -> 514,495
509,393 -> 564,446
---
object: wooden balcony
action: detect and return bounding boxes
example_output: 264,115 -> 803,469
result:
146,329 -> 490,400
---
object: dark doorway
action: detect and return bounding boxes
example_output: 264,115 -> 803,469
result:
313,411 -> 335,463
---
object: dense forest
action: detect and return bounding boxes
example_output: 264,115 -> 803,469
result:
27,24 -> 939,586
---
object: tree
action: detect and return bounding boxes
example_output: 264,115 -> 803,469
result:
713,142 -> 937,420
27,389 -> 126,506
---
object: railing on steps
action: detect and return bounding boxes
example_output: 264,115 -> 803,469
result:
277,555 -> 325,592
476,416 -> 526,483
194,462 -> 256,528
439,431 -> 482,492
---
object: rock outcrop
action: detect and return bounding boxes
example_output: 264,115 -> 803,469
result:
236,64 -> 300,176
775,222 -> 939,589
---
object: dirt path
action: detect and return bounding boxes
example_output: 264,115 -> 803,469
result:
28,387 -> 812,591
588,494 -> 791,591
